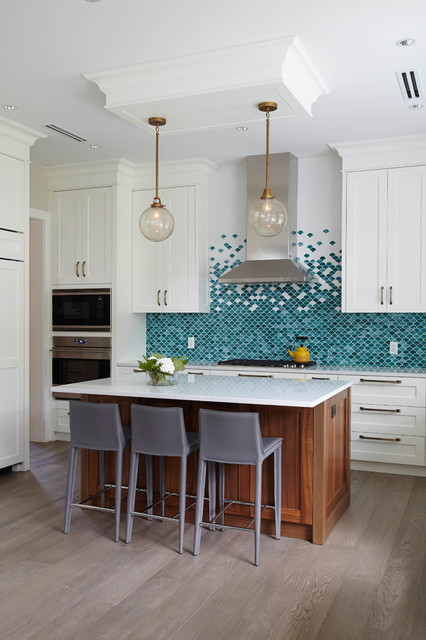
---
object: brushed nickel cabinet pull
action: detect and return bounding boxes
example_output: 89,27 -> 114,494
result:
187,371 -> 204,375
359,378 -> 402,384
133,369 -> 144,373
76,261 -> 80,277
164,289 -> 168,306
311,376 -> 331,380
360,407 -> 401,413
157,290 -> 161,306
82,261 -> 86,277
238,373 -> 273,378
389,286 -> 393,305
359,435 -> 401,442
380,286 -> 384,305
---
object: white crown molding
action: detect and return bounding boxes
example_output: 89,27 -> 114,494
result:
84,36 -> 330,134
329,134 -> 426,170
46,156 -> 218,191
46,158 -> 136,191
0,115 -> 46,161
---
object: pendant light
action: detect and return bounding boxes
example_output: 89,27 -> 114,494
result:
139,117 -> 174,242
248,102 -> 288,237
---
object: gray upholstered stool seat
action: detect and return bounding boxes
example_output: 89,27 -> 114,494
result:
64,400 -> 130,542
193,408 -> 283,566
125,404 -> 199,554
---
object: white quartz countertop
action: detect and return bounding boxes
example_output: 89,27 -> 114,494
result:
52,374 -> 351,408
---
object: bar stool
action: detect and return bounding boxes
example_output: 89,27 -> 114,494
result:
64,400 -> 130,542
125,404 -> 199,554
193,408 -> 282,566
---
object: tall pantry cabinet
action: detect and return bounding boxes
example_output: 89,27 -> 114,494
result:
0,116 -> 44,470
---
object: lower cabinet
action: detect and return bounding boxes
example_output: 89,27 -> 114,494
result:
339,375 -> 426,467
51,398 -> 70,440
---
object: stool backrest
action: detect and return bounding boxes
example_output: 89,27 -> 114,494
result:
198,408 -> 264,465
69,401 -> 126,451
130,404 -> 189,456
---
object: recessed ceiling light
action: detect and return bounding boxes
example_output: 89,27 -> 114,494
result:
396,38 -> 416,47
236,126 -> 249,131
3,104 -> 16,110
409,103 -> 424,109
90,144 -> 101,149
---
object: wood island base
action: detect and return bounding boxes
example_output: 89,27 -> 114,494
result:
80,387 -> 351,545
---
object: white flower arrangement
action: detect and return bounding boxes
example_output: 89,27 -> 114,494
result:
138,353 -> 188,385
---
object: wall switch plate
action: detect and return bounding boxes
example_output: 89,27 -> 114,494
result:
188,337 -> 195,349
389,341 -> 398,355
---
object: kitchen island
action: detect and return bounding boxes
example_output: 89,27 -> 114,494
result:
53,374 -> 351,544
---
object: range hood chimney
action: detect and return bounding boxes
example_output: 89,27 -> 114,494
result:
218,153 -> 317,284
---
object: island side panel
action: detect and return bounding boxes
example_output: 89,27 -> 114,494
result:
313,387 -> 351,544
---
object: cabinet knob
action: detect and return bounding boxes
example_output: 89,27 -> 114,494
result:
76,261 -> 80,277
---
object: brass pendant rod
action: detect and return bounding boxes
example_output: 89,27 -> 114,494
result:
155,125 -> 159,200
265,112 -> 270,193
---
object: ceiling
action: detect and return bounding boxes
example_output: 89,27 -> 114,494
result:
1,0 -> 425,167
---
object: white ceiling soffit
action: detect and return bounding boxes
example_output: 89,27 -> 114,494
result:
84,36 -> 330,135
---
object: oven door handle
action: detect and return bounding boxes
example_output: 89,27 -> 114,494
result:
51,348 -> 111,360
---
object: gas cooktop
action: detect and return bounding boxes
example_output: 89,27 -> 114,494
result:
217,359 -> 317,369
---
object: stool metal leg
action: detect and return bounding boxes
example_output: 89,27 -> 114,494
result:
99,450 -> 105,508
125,451 -> 139,543
193,458 -> 206,556
254,464 -> 262,566
114,451 -> 123,542
146,454 -> 153,521
179,455 -> 187,554
64,446 -> 78,534
274,445 -> 282,540
208,461 -> 216,531
218,463 -> 225,527
159,456 -> 165,520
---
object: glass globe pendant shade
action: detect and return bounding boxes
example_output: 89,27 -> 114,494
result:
139,199 -> 174,242
248,195 -> 288,237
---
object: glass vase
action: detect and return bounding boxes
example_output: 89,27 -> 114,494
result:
146,371 -> 177,386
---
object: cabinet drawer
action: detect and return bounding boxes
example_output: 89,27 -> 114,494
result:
352,404 -> 425,437
351,432 -> 425,466
339,375 -> 425,406
0,229 -> 24,261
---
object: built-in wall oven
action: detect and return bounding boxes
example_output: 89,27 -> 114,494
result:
52,336 -> 111,386
52,289 -> 111,331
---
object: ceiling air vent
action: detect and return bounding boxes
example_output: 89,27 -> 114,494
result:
44,124 -> 87,142
396,69 -> 424,101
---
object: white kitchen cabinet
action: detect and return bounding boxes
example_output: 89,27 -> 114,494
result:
0,255 -> 25,467
339,374 -> 426,467
344,165 -> 426,312
53,187 -> 112,285
132,186 -> 209,313
0,154 -> 25,232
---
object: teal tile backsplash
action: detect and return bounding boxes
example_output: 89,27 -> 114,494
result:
146,229 -> 426,368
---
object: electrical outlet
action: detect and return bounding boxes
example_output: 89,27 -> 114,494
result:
188,336 -> 195,349
389,341 -> 398,355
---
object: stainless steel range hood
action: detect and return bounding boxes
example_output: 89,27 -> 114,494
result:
218,153 -> 317,284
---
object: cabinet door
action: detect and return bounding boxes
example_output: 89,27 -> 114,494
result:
161,186 -> 196,312
132,189 -> 162,312
387,166 -> 426,312
0,154 -> 25,232
0,259 -> 24,468
345,170 -> 388,312
80,188 -> 112,284
53,191 -> 81,284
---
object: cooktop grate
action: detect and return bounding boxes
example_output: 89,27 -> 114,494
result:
217,359 -> 317,369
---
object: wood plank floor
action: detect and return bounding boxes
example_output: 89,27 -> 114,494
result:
0,441 -> 424,640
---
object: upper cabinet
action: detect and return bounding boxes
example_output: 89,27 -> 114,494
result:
0,154 -> 25,232
132,185 -> 209,313
345,166 -> 426,313
53,187 -> 112,286
331,136 -> 426,313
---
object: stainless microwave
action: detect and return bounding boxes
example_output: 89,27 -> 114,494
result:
52,289 -> 111,331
